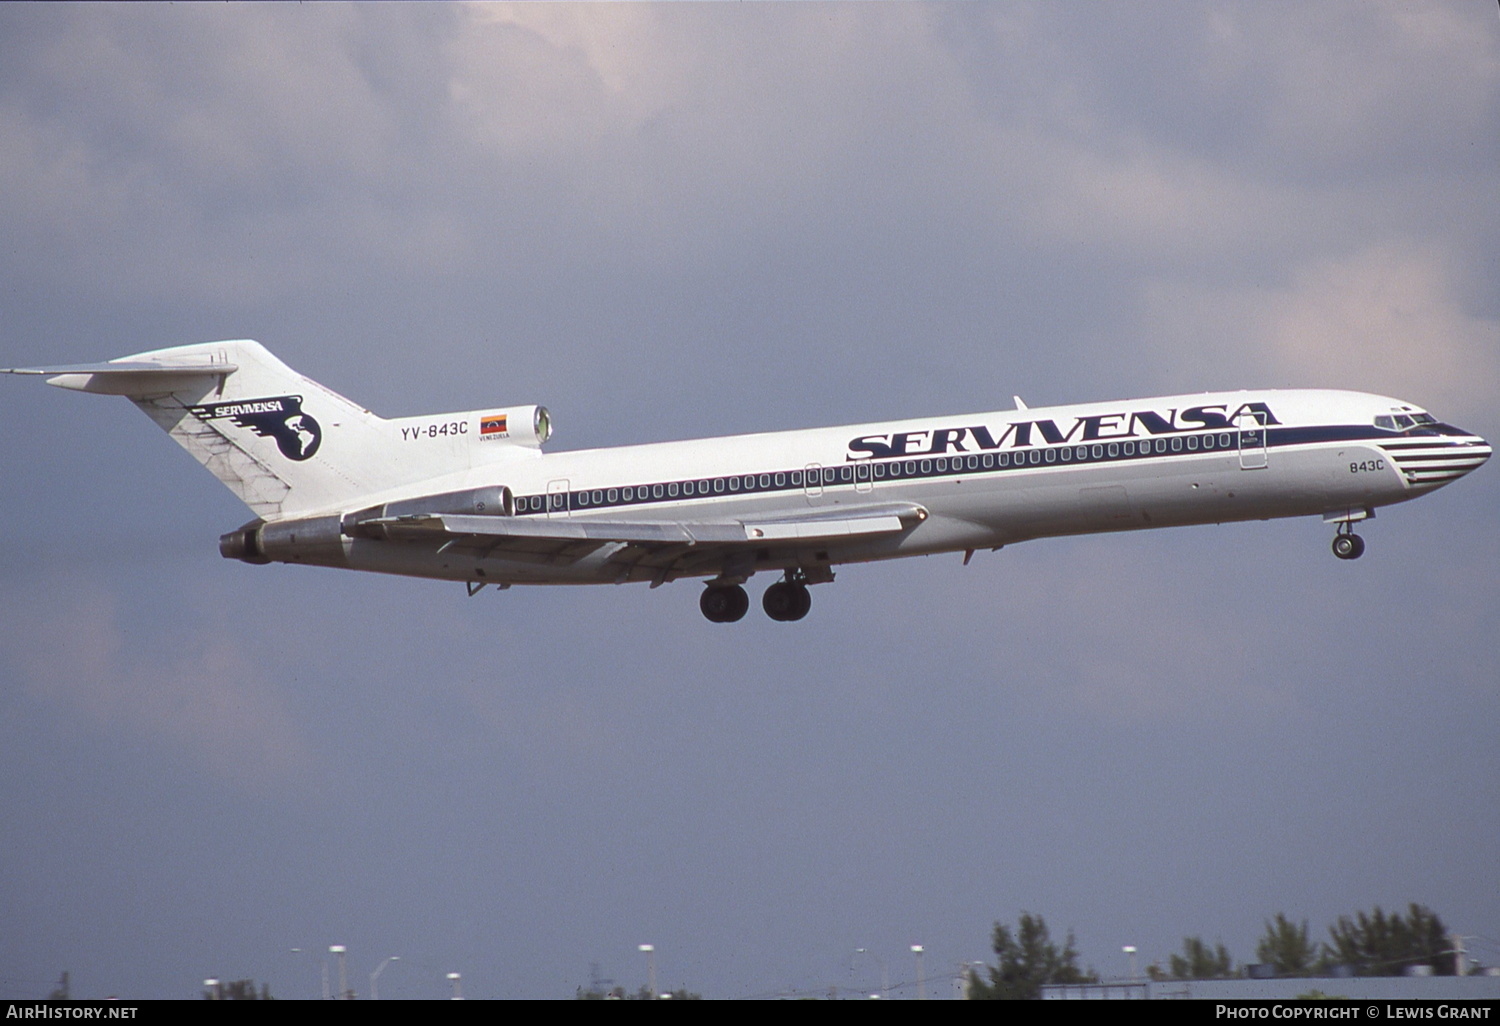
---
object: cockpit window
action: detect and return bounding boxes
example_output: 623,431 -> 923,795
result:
1377,411 -> 1439,432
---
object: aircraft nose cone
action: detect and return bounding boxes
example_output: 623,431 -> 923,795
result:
1458,426 -> 1492,470
1472,435 -> 1492,469
1380,424 -> 1489,489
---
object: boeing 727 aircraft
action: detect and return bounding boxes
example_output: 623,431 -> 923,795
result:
5,340 -> 1490,622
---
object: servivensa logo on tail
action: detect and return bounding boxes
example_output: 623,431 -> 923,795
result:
189,395 -> 322,461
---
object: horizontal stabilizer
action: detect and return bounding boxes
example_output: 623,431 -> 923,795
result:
2,358 -> 238,395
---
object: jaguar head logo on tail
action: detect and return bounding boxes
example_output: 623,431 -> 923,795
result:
188,395 -> 322,461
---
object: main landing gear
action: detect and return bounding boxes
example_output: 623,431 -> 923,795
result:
762,578 -> 812,622
1331,523 -> 1366,560
700,583 -> 750,623
700,572 -> 815,623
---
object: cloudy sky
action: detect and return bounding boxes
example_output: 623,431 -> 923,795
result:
1,2 -> 1497,1000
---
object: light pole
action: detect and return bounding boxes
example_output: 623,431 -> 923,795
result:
370,956 -> 400,1000
1123,945 -> 1139,980
852,948 -> 889,999
203,978 -> 221,1001
289,948 -> 325,1001
911,945 -> 926,1000
329,945 -> 349,1000
638,944 -> 657,999
447,971 -> 463,1000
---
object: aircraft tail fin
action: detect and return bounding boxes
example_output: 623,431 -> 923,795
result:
12,340 -> 442,519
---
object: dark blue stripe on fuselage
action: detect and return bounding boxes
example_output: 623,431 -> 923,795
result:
513,422 -> 1397,517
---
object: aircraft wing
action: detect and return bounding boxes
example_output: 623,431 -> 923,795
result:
355,500 -> 927,581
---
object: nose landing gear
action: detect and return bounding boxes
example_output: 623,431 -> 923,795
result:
1331,524 -> 1366,560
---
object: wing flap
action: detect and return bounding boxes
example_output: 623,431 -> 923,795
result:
744,514 -> 906,541
360,500 -> 926,550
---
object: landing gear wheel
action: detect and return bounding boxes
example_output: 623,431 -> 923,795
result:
763,581 -> 812,622
700,584 -> 749,622
1331,533 -> 1365,560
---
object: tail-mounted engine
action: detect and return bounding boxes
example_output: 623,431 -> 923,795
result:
220,485 -> 514,564
342,485 -> 514,540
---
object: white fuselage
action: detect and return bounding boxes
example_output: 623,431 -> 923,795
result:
13,341 -> 1486,618
330,387 -> 1489,586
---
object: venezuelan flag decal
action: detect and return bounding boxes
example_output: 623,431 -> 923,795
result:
480,414 -> 508,436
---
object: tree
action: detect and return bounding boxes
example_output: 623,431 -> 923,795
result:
967,912 -> 1094,1000
1167,936 -> 1235,980
1325,904 -> 1454,976
201,979 -> 272,999
575,984 -> 700,1000
1257,913 -> 1319,977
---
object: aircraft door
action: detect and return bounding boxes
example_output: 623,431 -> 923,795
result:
1237,411 -> 1268,470
547,478 -> 571,518
803,463 -> 825,505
